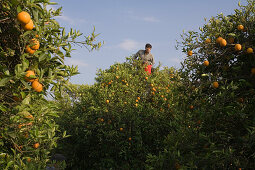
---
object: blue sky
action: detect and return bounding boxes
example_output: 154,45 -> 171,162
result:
50,0 -> 247,85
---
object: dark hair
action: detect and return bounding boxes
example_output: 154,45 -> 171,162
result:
145,43 -> 152,49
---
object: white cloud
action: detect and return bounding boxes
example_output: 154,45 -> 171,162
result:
65,58 -> 88,67
118,39 -> 144,51
142,16 -> 160,23
55,15 -> 86,25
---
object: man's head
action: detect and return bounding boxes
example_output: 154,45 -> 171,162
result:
145,43 -> 152,53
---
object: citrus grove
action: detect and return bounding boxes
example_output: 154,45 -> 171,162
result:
0,0 -> 101,169
1,0 -> 255,169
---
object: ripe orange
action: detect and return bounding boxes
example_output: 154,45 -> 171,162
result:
251,68 -> 255,75
22,20 -> 34,31
25,70 -> 36,82
220,39 -> 227,47
152,87 -> 156,92
189,105 -> 194,109
100,118 -> 104,122
228,37 -> 234,44
136,99 -> 139,102
17,11 -> 31,24
120,128 -> 123,131
216,37 -> 223,44
235,44 -> 242,51
25,45 -> 36,54
106,100 -> 110,104
187,51 -> 193,56
237,25 -> 244,31
247,48 -> 253,54
145,77 -> 148,80
205,38 -> 211,43
32,80 -> 43,92
150,83 -> 154,87
212,81 -> 219,88
35,34 -> 39,38
137,97 -> 140,100
27,157 -> 31,162
116,76 -> 119,79
30,39 -> 40,50
128,137 -> 132,141
161,95 -> 164,98
135,103 -> 138,107
203,60 -> 209,66
124,102 -> 127,104
164,98 -> 167,101
33,143 -> 40,149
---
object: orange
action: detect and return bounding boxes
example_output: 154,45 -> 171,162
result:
25,70 -> 36,82
216,37 -> 223,44
164,98 -> 167,101
13,96 -> 21,102
212,81 -> 219,88
205,38 -> 211,43
33,143 -> 40,149
152,87 -> 156,92
237,25 -> 244,31
189,105 -> 194,109
161,95 -> 164,98
187,51 -> 193,56
136,99 -> 139,102
247,48 -> 253,54
220,39 -> 227,47
35,34 -> 39,38
25,45 -> 36,54
116,76 -> 119,79
27,157 -> 31,162
145,77 -> 148,80
137,97 -> 140,100
106,100 -> 110,104
32,80 -> 43,92
30,39 -> 40,50
235,44 -> 242,51
128,137 -> 132,141
135,103 -> 138,107
17,11 -> 31,24
203,60 -> 209,66
22,20 -> 34,31
100,118 -> 104,122
124,102 -> 127,104
120,128 -> 123,131
251,68 -> 255,75
150,83 -> 154,87
228,37 -> 234,44
126,83 -> 128,86
238,98 -> 244,103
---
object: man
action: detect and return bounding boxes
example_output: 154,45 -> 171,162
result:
133,43 -> 155,75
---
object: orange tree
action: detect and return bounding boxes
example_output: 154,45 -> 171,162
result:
54,57 -> 180,169
0,0 -> 101,169
146,1 -> 255,169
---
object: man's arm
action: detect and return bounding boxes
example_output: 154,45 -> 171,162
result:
133,50 -> 141,60
150,54 -> 155,65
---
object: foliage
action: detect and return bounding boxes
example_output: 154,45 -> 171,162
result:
146,1 -> 255,169
55,58 -> 180,169
0,0 -> 102,169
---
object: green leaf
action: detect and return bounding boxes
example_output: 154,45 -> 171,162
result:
21,80 -> 31,90
0,104 -> 7,112
39,53 -> 47,62
0,77 -> 12,86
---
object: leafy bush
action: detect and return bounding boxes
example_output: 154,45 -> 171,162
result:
55,58 -> 180,169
